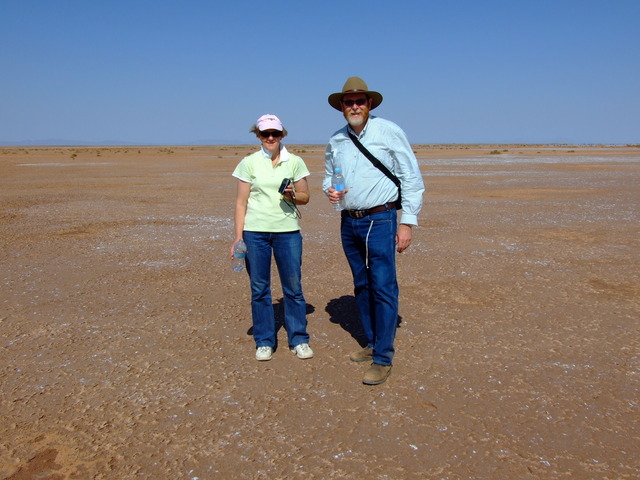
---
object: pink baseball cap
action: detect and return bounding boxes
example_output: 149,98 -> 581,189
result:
256,114 -> 283,131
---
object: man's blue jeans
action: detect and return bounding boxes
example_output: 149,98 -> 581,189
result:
243,230 -> 309,349
341,208 -> 399,366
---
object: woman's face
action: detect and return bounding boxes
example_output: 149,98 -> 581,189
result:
259,130 -> 283,154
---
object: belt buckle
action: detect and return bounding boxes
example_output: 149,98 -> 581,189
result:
353,210 -> 365,219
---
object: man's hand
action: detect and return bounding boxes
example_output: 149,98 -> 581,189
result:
326,186 -> 347,206
396,224 -> 413,253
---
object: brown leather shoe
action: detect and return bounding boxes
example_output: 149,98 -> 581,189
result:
363,363 -> 392,385
349,346 -> 373,362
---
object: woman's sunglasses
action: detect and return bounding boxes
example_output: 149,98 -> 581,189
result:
259,131 -> 283,138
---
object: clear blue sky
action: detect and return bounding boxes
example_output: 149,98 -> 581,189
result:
2,0 -> 639,145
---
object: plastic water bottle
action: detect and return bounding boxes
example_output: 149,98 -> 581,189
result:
231,239 -> 247,271
332,167 -> 345,211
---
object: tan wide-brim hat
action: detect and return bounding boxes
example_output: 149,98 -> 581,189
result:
328,76 -> 383,111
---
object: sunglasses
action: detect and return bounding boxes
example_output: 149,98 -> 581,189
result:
259,130 -> 283,138
342,98 -> 368,107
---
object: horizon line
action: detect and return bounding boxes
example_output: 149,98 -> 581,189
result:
2,142 -> 639,148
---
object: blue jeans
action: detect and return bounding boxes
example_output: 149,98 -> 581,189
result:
243,231 -> 309,349
341,208 -> 399,366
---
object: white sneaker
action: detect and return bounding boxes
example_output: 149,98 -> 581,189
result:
256,346 -> 273,361
291,343 -> 314,359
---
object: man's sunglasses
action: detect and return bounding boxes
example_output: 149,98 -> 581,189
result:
259,131 -> 283,138
342,98 -> 368,107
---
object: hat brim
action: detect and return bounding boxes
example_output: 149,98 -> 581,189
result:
328,91 -> 383,111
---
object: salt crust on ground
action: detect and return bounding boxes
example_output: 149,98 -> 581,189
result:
1,145 -> 639,479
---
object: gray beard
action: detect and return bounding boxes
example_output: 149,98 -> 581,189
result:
347,115 -> 364,128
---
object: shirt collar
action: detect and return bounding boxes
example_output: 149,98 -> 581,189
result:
346,115 -> 375,138
260,144 -> 290,161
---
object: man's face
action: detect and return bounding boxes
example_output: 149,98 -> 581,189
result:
341,93 -> 372,128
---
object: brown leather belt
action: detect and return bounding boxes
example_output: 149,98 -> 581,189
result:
341,202 -> 398,219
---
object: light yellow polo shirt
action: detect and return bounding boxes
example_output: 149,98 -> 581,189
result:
232,145 -> 310,232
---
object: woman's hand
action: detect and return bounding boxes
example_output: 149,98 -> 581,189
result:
282,183 -> 295,200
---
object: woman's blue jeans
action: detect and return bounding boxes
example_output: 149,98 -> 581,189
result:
243,230 -> 309,349
341,208 -> 399,366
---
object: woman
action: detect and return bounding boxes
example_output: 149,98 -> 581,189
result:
231,114 -> 313,361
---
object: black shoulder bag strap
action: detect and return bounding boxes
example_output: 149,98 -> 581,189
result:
347,131 -> 402,209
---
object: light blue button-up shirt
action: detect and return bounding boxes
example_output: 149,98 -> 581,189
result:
323,116 -> 425,226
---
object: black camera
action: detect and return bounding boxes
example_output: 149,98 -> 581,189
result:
278,178 -> 292,194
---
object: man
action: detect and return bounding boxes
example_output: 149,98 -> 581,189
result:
323,76 -> 425,385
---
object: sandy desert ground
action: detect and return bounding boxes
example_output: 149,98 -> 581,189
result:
1,144 -> 639,479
